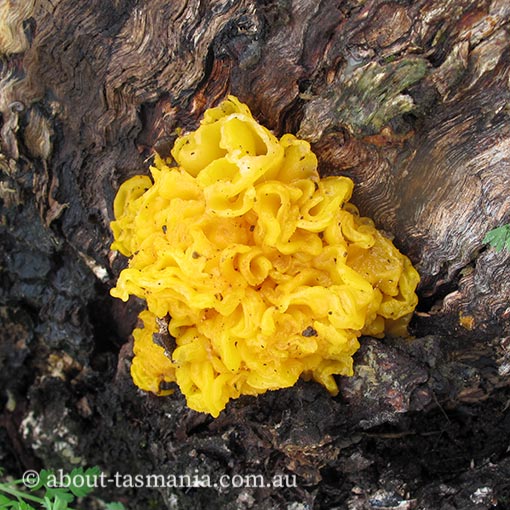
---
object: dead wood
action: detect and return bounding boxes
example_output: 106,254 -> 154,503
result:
1,0 -> 510,508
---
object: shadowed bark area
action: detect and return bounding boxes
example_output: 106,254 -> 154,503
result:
1,0 -> 509,509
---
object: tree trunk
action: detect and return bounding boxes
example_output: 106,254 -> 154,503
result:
1,0 -> 509,508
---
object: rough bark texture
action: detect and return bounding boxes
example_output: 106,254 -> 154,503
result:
1,0 -> 510,509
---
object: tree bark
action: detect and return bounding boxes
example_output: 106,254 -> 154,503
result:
1,0 -> 509,508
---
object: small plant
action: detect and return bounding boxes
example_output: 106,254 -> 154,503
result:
0,466 -> 125,510
483,224 -> 510,252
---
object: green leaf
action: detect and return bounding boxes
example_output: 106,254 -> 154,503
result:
67,467 -> 100,498
51,495 -> 69,510
34,469 -> 52,491
17,502 -> 36,510
483,224 -> 510,252
83,467 -> 101,479
0,465 -> 105,510
105,503 -> 126,510
43,487 -> 74,504
0,493 -> 14,505
42,496 -> 52,510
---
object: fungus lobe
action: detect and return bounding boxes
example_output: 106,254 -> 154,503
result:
110,96 -> 419,417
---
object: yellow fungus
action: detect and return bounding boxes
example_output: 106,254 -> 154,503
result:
459,313 -> 475,330
110,96 -> 420,417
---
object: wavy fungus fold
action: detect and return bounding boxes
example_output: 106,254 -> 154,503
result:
110,96 -> 420,417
